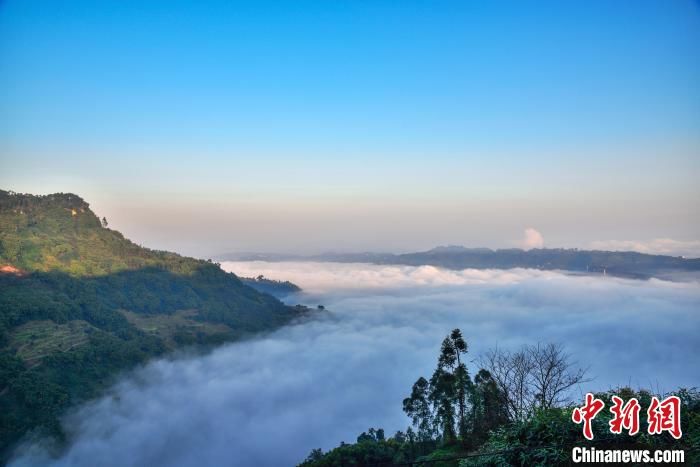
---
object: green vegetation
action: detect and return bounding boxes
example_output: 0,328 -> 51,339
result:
300,331 -> 699,466
9,320 -> 94,367
240,274 -> 302,298
0,190 -> 306,460
120,309 -> 235,347
1,190 -> 204,276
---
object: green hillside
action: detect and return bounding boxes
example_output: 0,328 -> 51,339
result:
0,190 -> 304,459
1,190 -> 219,276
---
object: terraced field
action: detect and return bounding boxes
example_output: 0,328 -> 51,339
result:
9,320 -> 95,367
121,309 -> 235,348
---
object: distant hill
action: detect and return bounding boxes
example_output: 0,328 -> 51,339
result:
240,275 -> 302,299
0,190 -> 306,459
222,245 -> 700,280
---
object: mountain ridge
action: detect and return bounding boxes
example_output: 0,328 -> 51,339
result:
220,245 -> 700,280
0,189 -> 306,459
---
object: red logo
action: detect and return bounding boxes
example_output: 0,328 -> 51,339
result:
609,396 -> 641,435
573,393 -> 683,440
647,396 -> 682,439
572,393 -> 605,440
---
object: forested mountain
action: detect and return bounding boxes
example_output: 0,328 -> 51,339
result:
0,190 -> 305,460
224,245 -> 700,280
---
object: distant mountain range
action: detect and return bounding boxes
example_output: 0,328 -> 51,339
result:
220,245 -> 700,280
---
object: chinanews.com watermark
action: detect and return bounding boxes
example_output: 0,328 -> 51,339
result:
571,447 -> 684,464
571,393 -> 685,464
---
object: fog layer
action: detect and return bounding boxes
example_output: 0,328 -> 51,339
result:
12,262 -> 700,466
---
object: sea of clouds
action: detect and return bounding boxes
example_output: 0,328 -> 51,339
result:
11,262 -> 700,466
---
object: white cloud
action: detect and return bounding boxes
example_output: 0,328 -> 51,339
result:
225,261 -> 549,293
11,262 -> 700,467
590,238 -> 700,258
521,227 -> 544,249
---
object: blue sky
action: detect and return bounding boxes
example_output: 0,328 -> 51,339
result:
1,1 -> 699,255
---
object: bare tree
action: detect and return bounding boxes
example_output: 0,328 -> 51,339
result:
480,346 -> 534,421
479,343 -> 588,422
528,343 -> 589,410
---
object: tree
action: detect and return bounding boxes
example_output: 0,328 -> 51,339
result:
303,448 -> 324,463
450,329 -> 471,442
404,329 -> 472,445
528,343 -> 589,409
430,364 -> 457,442
471,369 -> 509,443
480,346 -> 534,421
479,343 -> 588,421
403,376 -> 433,441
